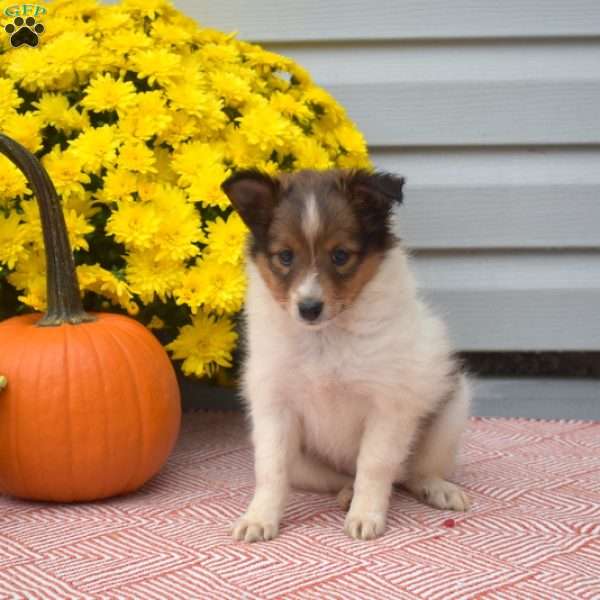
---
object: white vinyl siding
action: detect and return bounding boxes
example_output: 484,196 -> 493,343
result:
177,0 -> 600,351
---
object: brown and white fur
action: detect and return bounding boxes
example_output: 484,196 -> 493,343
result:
222,169 -> 471,542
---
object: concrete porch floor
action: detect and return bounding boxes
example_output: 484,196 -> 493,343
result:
181,377 -> 600,421
474,378 -> 600,421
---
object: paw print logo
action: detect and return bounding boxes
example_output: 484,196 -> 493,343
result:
4,16 -> 45,48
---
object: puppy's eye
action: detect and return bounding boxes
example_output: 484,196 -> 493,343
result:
277,249 -> 294,267
331,248 -> 350,267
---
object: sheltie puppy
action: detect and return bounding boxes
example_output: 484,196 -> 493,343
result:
222,169 -> 471,542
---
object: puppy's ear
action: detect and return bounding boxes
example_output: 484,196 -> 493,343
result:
342,170 -> 405,241
345,169 -> 404,209
221,170 -> 280,237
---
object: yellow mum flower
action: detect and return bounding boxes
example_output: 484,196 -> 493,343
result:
42,149 -> 90,199
4,48 -> 55,91
51,0 -> 98,19
177,53 -> 206,80
193,28 -> 233,46
336,151 -> 372,170
166,310 -> 238,378
118,91 -> 172,140
163,82 -> 206,116
130,48 -> 181,86
210,71 -> 252,107
12,272 -> 47,311
3,114 -> 43,153
0,108 -> 16,132
147,186 -> 203,261
138,181 -> 189,208
223,127 -> 268,168
0,78 -> 22,125
64,209 -> 94,252
51,72 -> 79,94
254,159 -> 280,176
230,64 -> 260,89
0,156 -> 29,204
125,251 -> 182,303
62,191 -> 98,218
238,103 -> 296,153
7,249 -> 46,309
77,264 -> 134,312
0,213 -> 28,269
17,199 -> 42,246
200,43 -> 240,65
154,213 -> 202,262
335,123 -> 369,156
151,20 -> 192,45
135,177 -> 162,202
63,109 -> 91,133
45,31 -> 98,79
106,200 -> 161,250
0,78 -> 21,109
94,7 -> 130,31
122,0 -> 170,19
303,86 -> 343,119
174,257 -> 246,315
82,74 -> 137,113
293,137 -> 334,170
117,140 -> 157,174
102,29 -> 152,55
17,284 -> 47,311
270,91 -> 313,122
243,46 -> 295,71
158,111 -> 201,147
171,141 -> 222,184
133,179 -> 161,203
168,88 -> 228,134
186,164 -> 231,209
166,11 -> 199,35
204,213 -> 248,265
43,15 -> 94,43
153,147 -> 179,184
69,125 -> 120,173
32,93 -> 71,128
100,169 -> 139,203
194,94 -> 229,135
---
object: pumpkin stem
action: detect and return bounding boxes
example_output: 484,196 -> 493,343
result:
0,375 -> 6,391
0,134 -> 95,326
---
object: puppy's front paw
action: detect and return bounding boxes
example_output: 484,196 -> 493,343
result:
344,510 -> 386,540
231,514 -> 280,543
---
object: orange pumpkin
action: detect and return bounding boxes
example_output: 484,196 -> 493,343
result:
0,134 -> 181,502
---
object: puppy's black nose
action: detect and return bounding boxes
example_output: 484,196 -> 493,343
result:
298,299 -> 323,322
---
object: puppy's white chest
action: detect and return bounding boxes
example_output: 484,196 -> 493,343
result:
287,334 -> 369,472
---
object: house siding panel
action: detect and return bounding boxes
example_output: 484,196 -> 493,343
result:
176,1 -> 600,350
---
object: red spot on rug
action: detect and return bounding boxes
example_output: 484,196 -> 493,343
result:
443,518 -> 456,528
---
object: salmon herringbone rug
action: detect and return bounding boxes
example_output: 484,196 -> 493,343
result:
1,412 -> 599,599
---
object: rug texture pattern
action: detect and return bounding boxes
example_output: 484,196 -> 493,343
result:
1,413 -> 599,599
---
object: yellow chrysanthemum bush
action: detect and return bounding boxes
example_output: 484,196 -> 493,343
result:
0,0 -> 370,380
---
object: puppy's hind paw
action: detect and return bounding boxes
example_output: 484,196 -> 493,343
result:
231,514 -> 280,543
408,477 -> 471,512
336,484 -> 354,512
